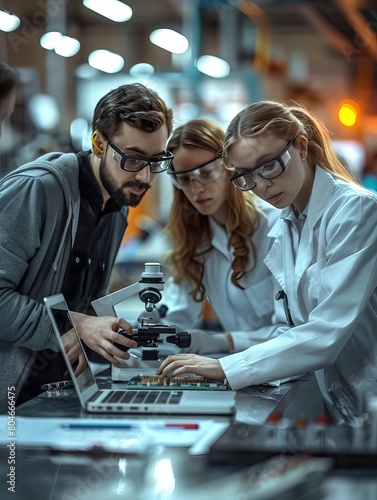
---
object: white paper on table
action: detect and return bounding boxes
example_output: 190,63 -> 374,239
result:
0,416 -> 229,452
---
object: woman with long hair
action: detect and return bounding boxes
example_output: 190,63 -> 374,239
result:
158,103 -> 377,424
157,118 -> 282,356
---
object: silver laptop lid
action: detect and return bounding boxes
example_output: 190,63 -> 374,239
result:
44,294 -> 99,408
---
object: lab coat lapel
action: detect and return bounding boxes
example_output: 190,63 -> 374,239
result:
264,218 -> 286,289
264,167 -> 335,323
208,217 -> 231,260
295,167 -> 335,283
265,217 -> 304,324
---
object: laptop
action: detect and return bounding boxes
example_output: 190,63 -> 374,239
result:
44,294 -> 237,415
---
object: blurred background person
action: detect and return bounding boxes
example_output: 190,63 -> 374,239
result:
0,60 -> 22,176
0,60 -> 21,134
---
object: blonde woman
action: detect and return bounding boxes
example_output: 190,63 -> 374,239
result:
158,103 -> 377,425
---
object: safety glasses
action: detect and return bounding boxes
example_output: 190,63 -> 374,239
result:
166,155 -> 223,189
231,141 -> 292,191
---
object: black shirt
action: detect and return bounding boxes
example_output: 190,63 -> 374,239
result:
61,150 -> 122,313
17,151 -> 125,405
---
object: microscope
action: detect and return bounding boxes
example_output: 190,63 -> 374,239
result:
91,262 -> 191,380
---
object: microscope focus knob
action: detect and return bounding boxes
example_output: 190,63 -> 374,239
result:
165,331 -> 191,348
178,331 -> 191,348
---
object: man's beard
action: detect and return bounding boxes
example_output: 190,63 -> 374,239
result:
99,158 -> 151,207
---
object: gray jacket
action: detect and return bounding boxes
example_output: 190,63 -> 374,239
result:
0,152 -> 127,411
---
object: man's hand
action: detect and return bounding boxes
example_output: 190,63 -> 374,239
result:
156,354 -> 226,380
70,312 -> 137,367
61,329 -> 87,376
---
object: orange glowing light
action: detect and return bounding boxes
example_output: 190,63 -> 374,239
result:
338,100 -> 358,127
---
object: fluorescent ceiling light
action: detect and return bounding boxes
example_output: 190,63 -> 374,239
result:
28,94 -> 60,130
88,50 -> 124,73
129,63 -> 155,77
149,29 -> 189,54
195,55 -> 230,78
83,0 -> 132,22
0,9 -> 20,32
54,36 -> 80,57
40,31 -> 62,50
40,32 -> 80,57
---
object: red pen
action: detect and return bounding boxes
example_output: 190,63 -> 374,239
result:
164,423 -> 199,430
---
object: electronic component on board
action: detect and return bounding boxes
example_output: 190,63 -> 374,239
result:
126,375 -> 229,390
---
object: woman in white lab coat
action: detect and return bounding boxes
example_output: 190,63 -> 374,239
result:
157,102 -> 377,425
158,118 -> 282,355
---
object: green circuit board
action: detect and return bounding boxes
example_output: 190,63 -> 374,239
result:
127,375 -> 229,390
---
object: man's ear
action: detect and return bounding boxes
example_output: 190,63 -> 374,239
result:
91,131 -> 103,155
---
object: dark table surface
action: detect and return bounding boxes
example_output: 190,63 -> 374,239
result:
2,374 -> 376,500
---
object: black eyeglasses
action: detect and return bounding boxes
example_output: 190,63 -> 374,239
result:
230,141 -> 292,191
101,132 -> 174,173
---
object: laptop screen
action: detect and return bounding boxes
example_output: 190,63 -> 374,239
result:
46,295 -> 96,393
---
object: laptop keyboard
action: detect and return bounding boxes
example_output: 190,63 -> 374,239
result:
102,390 -> 183,405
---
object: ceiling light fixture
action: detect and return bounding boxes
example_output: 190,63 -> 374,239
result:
149,29 -> 189,54
88,50 -> 125,73
40,32 -> 80,57
83,0 -> 132,22
129,63 -> 155,77
40,31 -> 62,50
54,36 -> 81,57
195,55 -> 230,78
0,9 -> 20,32
28,94 -> 60,130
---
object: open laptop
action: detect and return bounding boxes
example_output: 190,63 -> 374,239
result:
44,294 -> 237,415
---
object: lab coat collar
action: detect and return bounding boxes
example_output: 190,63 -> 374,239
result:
208,216 -> 230,255
300,166 -> 336,230
265,166 -> 336,293
193,217 -> 229,260
268,166 -> 335,238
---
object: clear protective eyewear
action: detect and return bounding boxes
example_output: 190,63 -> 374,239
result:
166,155 -> 223,190
102,132 -> 174,173
231,141 -> 292,191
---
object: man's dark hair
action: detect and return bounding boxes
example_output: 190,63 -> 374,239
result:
92,83 -> 173,139
0,60 -> 21,96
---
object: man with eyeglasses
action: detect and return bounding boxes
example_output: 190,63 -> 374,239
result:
0,83 -> 173,409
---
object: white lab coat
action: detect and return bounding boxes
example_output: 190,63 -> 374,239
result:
161,199 -> 284,351
220,167 -> 377,424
